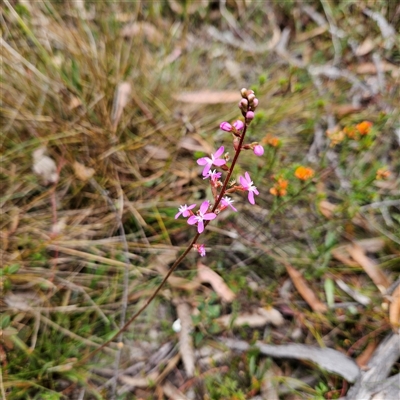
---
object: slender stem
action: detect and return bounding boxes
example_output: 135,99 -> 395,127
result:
212,124 -> 248,213
76,232 -> 201,366
77,122 -> 249,366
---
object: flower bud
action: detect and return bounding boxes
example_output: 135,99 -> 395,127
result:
233,137 -> 240,151
246,111 -> 255,121
240,88 -> 248,97
220,122 -> 232,132
233,120 -> 244,131
247,93 -> 255,103
253,144 -> 264,156
238,98 -> 248,110
252,98 -> 259,108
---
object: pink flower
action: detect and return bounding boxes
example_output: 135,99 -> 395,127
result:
197,244 -> 206,257
220,122 -> 232,132
253,145 -> 264,156
233,120 -> 244,131
203,169 -> 222,182
220,196 -> 237,212
187,201 -> 217,233
197,146 -> 226,177
175,203 -> 196,219
239,172 -> 259,205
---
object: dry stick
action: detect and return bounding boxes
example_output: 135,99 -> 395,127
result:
77,123 -> 249,366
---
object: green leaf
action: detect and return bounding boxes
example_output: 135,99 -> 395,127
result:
324,278 -> 335,308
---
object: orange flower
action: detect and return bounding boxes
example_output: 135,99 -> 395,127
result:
356,121 -> 373,135
295,166 -> 314,181
270,177 -> 288,196
262,134 -> 280,147
376,168 -> 390,180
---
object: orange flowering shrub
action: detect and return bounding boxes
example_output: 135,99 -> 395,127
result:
355,121 -> 373,135
376,168 -> 391,180
295,166 -> 314,181
270,177 -> 288,196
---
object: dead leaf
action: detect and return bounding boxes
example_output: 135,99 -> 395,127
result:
355,38 -> 376,56
332,247 -> 359,267
347,244 -> 390,292
356,340 -> 378,368
72,161 -> 95,181
176,302 -> 195,377
222,338 -> 360,383
355,61 -> 400,78
173,90 -> 241,104
332,104 -> 362,117
285,264 -> 328,313
318,200 -> 337,219
217,313 -> 269,329
111,82 -> 131,129
69,96 -> 82,110
162,381 -> 188,400
150,252 -> 200,291
119,371 -> 159,388
121,22 -> 163,44
144,145 -> 170,160
389,285 -> 400,332
354,238 -> 385,253
295,25 -> 327,42
336,279 -> 371,306
257,307 -> 285,327
197,262 -> 235,302
217,307 -> 284,328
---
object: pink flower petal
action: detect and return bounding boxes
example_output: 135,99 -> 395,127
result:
198,220 -> 204,233
199,201 -> 209,214
202,164 -> 212,176
203,213 -> 216,220
245,172 -> 251,183
197,157 -> 209,166
187,216 -> 197,225
248,191 -> 255,205
239,175 -> 247,187
214,146 -> 225,158
213,159 -> 226,166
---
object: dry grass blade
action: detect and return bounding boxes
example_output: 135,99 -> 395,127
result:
389,284 -> 400,333
173,90 -> 241,104
176,302 -> 195,378
347,244 -> 390,292
111,82 -> 131,130
285,264 -> 328,313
